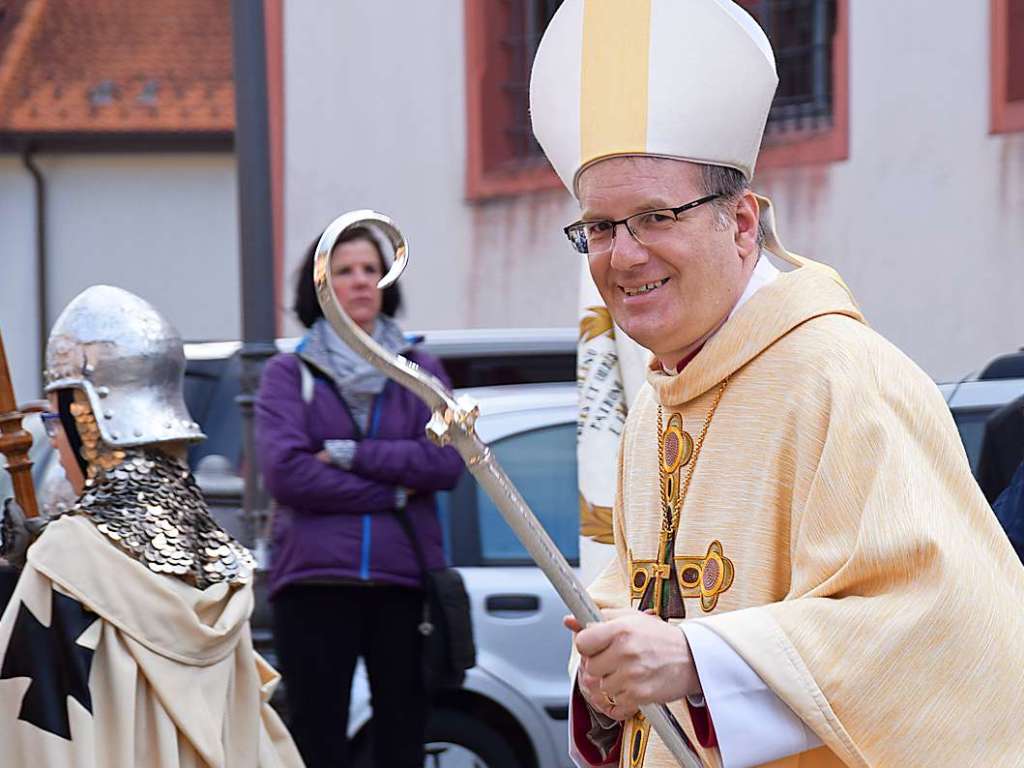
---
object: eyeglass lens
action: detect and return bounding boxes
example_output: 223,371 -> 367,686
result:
591,211 -> 677,252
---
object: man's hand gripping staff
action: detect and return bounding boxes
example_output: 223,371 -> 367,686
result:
313,210 -> 704,768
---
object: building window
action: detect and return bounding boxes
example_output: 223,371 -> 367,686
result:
749,0 -> 835,135
741,0 -> 849,170
991,0 -> 1024,133
465,0 -> 563,200
465,0 -> 847,192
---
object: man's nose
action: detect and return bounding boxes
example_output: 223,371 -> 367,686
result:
608,222 -> 649,271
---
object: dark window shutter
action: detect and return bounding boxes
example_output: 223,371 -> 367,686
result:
1008,0 -> 1024,103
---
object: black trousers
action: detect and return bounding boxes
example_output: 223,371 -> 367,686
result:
272,583 -> 427,768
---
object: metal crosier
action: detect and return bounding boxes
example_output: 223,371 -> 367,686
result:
313,210 -> 703,768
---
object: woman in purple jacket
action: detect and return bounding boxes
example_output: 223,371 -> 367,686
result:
256,227 -> 463,768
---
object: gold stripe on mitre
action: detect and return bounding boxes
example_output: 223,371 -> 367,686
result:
580,0 -> 652,172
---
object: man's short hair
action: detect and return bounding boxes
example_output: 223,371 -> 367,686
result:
699,164 -> 766,247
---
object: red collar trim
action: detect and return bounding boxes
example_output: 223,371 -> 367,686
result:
675,345 -> 705,373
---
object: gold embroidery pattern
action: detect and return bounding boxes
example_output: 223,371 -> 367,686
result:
579,493 -> 615,544
579,305 -> 616,342
674,539 -> 735,612
659,413 -> 693,478
625,380 -> 729,766
628,559 -> 671,601
659,382 -> 728,538
628,713 -> 651,767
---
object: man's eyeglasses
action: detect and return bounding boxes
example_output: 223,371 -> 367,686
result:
41,412 -> 61,439
563,194 -> 721,256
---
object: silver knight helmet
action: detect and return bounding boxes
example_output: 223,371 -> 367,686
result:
41,285 -> 252,589
44,284 -> 204,447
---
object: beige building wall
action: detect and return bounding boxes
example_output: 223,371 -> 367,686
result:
0,157 -> 42,402
756,0 -> 1024,382
0,152 -> 240,398
282,0 -> 579,339
282,1 -> 1023,381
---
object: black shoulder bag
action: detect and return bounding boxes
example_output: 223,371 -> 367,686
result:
393,508 -> 476,691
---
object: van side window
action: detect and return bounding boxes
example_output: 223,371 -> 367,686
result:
474,423 -> 579,565
952,408 -> 991,474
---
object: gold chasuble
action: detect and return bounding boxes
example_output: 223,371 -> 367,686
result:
0,517 -> 303,768
585,263 -> 1024,767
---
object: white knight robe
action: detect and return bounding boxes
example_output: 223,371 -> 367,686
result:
0,516 -> 303,768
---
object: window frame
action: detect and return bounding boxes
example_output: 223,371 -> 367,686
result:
463,0 -> 563,200
991,0 -> 1024,134
745,0 -> 850,171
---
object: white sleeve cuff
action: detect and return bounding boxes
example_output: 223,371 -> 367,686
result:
682,621 -> 822,768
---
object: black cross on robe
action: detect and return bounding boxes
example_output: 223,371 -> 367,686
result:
0,588 -> 97,740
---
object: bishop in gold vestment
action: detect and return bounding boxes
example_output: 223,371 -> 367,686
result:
528,1 -> 1024,766
584,257 -> 1024,766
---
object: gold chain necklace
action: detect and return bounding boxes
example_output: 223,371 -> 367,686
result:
657,378 -> 729,536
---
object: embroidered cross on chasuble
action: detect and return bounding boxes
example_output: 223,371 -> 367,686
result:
624,382 -> 734,767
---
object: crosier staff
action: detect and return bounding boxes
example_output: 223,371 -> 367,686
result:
314,210 -> 704,768
0,331 -> 39,519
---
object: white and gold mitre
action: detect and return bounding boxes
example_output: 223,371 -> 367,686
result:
530,0 -> 779,195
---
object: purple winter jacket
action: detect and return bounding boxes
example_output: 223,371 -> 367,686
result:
255,349 -> 464,598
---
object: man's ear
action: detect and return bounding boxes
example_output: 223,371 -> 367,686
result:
734,191 -> 760,263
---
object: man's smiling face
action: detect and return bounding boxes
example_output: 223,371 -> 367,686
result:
576,157 -> 758,367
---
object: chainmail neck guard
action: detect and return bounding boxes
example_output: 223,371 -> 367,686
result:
67,448 -> 255,590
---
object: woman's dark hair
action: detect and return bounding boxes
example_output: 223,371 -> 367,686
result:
293,226 -> 403,328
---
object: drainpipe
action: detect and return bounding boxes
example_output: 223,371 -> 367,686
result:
231,0 -> 276,551
20,146 -> 47,392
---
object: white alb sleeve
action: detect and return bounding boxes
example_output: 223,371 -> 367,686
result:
681,621 -> 822,768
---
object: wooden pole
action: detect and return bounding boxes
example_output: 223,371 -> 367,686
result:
0,332 -> 39,518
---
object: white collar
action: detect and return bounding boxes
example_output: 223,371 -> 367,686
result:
728,252 -> 780,321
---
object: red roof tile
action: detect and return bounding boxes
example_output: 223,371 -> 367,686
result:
0,0 -> 234,135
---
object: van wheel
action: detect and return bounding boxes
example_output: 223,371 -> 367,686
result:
353,708 -> 523,768
425,708 -> 522,768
